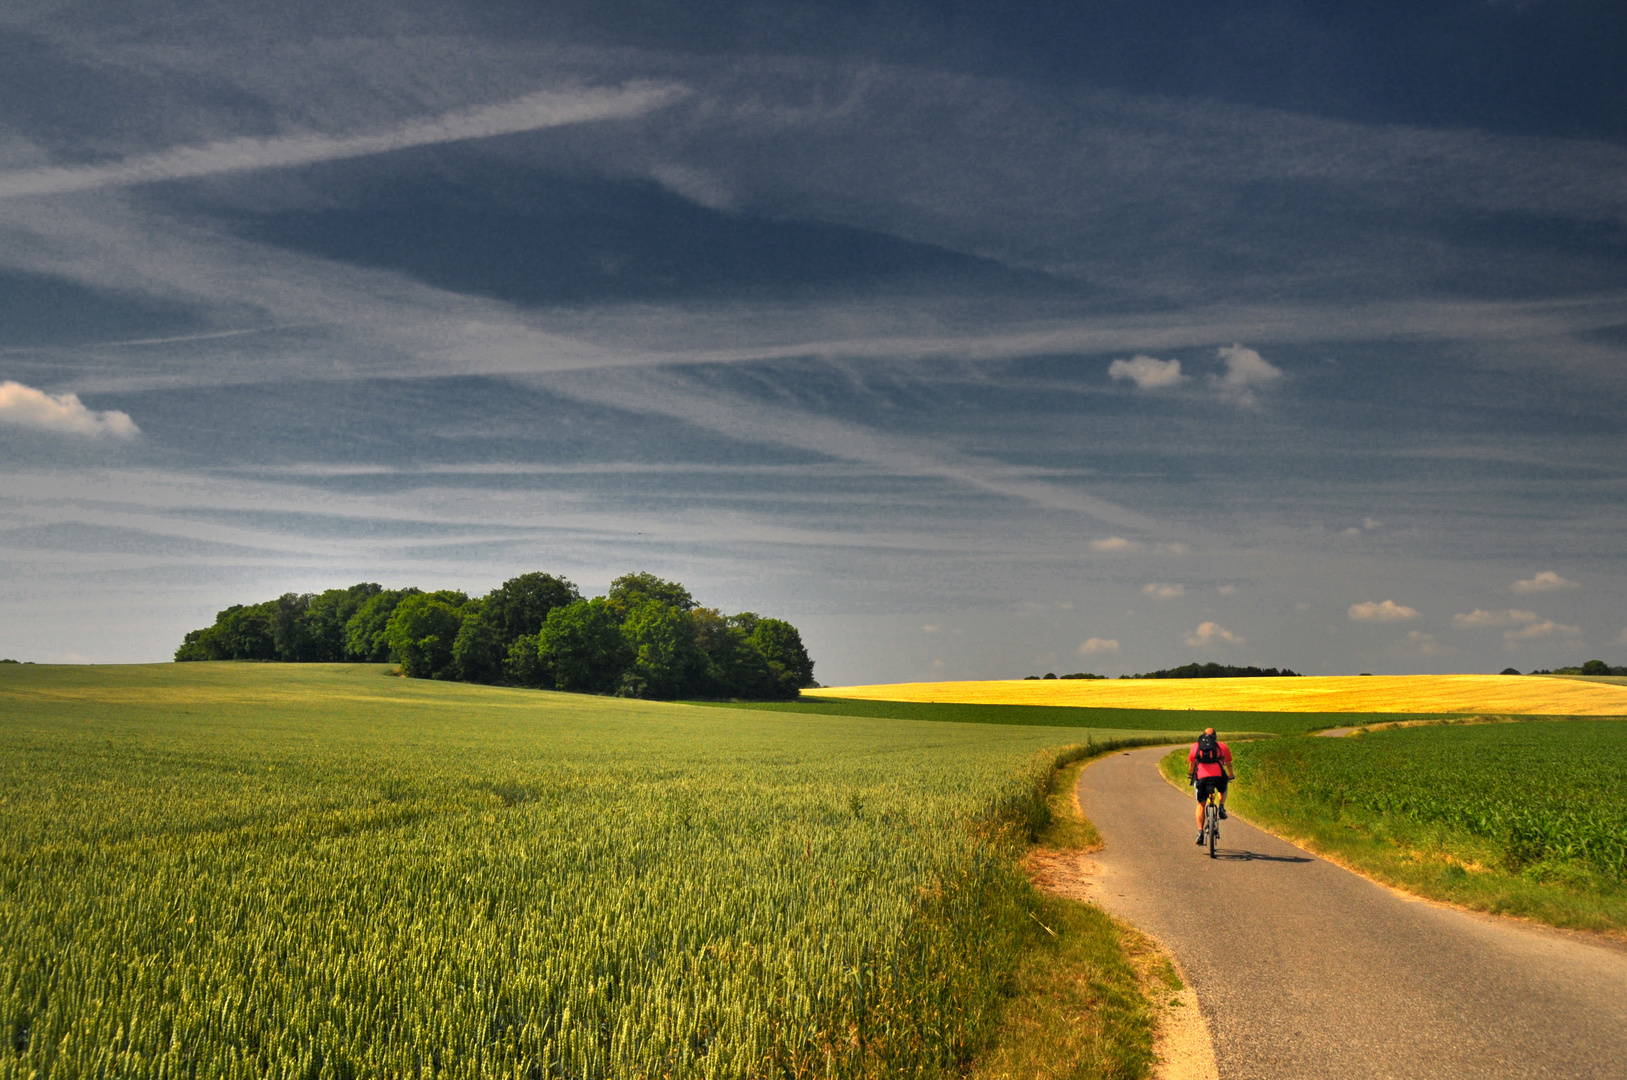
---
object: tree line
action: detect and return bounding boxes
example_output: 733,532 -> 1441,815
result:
174,572 -> 815,700
1023,662 -> 1300,680
1516,661 -> 1627,677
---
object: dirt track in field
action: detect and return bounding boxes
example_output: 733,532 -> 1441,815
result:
1070,745 -> 1627,1080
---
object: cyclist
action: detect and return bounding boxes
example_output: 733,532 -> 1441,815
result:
1188,727 -> 1234,844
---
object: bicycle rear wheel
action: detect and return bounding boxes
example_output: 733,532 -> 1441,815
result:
1207,802 -> 1219,858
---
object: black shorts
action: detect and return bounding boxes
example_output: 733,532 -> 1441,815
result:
1194,775 -> 1229,802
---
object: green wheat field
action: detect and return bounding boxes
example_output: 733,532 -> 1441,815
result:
0,663 -> 1186,1079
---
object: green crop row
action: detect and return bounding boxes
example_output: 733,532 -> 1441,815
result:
0,664 -> 1181,1079
1231,721 -> 1627,881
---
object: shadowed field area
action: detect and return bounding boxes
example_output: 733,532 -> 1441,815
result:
688,695 -> 1399,737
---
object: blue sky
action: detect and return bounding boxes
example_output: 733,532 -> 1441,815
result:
1,0 -> 1624,680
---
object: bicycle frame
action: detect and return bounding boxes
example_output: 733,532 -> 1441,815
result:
1203,788 -> 1222,858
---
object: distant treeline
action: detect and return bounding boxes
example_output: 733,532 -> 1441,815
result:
1128,663 -> 1300,679
1025,662 -> 1300,680
1516,661 -> 1627,677
175,572 -> 815,700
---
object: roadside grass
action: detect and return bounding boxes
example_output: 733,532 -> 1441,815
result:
1156,723 -> 1627,935
969,895 -> 1156,1080
685,696 -> 1347,737
971,736 -> 1191,1080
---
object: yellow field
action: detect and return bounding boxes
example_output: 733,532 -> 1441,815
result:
808,674 -> 1627,715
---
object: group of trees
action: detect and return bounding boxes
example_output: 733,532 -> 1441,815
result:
1515,661 -> 1627,676
1022,662 -> 1300,680
175,572 -> 815,700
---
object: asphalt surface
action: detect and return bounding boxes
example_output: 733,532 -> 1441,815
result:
1077,746 -> 1627,1080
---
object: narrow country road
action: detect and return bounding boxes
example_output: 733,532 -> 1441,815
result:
1077,746 -> 1627,1080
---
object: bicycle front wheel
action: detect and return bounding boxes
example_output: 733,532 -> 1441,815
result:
1207,804 -> 1219,858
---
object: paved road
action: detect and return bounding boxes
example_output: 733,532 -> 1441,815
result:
1077,746 -> 1627,1080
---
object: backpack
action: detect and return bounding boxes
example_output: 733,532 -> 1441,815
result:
1195,733 -> 1222,764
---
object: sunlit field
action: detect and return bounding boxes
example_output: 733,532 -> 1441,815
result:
0,663 -> 1185,1078
811,674 -> 1627,716
1161,721 -> 1627,932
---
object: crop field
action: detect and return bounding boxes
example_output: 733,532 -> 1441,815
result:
688,697 -> 1372,738
0,663 -> 1186,1079
811,674 -> 1627,716
1209,721 -> 1627,929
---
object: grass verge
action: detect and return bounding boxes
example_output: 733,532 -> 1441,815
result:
1156,732 -> 1627,936
970,737 -> 1193,1079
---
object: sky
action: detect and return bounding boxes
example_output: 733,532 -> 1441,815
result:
2,0 -> 1624,681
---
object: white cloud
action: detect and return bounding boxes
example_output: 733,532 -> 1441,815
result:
1108,354 -> 1185,389
1217,584 -> 1238,595
0,83 -> 685,200
1212,344 -> 1283,405
1340,526 -> 1362,537
1091,536 -> 1143,553
1363,518 -> 1383,530
1348,599 -> 1419,622
1511,571 -> 1579,594
0,381 -> 139,438
921,625 -> 939,633
1184,621 -> 1244,647
1452,609 -> 1539,628
1079,637 -> 1120,656
1617,628 -> 1627,646
1141,583 -> 1185,598
1406,630 -> 1443,657
1504,620 -> 1581,642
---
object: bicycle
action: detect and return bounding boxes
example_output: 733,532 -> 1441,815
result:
1200,786 -> 1222,858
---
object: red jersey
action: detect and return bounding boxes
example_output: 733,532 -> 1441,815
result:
1188,740 -> 1232,779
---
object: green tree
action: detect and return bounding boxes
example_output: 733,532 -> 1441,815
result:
536,598 -> 629,693
606,572 -> 696,622
748,618 -> 815,698
174,603 -> 279,661
270,593 -> 321,662
691,608 -> 774,698
1581,659 -> 1611,676
503,633 -> 549,688
344,588 -> 421,662
485,573 -> 580,641
452,600 -> 513,684
384,592 -> 468,679
619,599 -> 701,699
303,584 -> 384,660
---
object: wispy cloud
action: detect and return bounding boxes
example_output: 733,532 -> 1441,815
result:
1141,582 -> 1185,598
1453,608 -> 1538,628
1108,354 -> 1184,389
0,381 -> 139,438
1090,536 -> 1143,553
1511,571 -> 1578,593
1079,637 -> 1119,655
1184,621 -> 1243,647
1348,599 -> 1419,622
1504,620 -> 1581,642
0,83 -> 684,200
1213,344 -> 1283,405
1405,630 -> 1444,657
